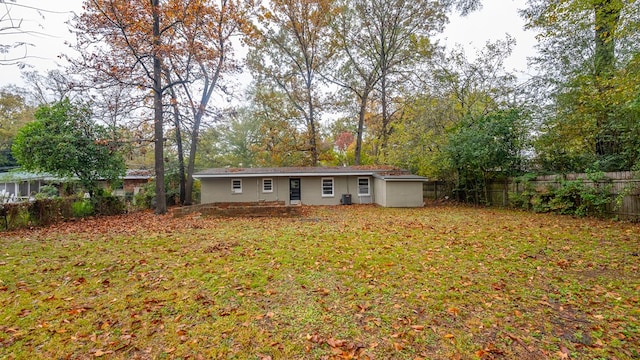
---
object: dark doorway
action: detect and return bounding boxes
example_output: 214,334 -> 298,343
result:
289,178 -> 301,202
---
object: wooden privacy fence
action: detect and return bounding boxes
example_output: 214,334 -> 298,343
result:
422,181 -> 454,200
423,172 -> 640,219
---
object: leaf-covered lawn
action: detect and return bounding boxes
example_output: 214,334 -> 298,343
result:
1,205 -> 638,359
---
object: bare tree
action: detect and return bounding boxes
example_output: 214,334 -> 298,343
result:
0,1 -> 72,66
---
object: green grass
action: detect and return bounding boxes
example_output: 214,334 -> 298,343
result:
1,205 -> 639,359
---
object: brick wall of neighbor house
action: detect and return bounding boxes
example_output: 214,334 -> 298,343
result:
124,179 -> 150,193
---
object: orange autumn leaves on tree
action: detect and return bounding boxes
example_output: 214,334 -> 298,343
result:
164,0 -> 254,205
71,0 -> 252,212
250,0 -> 338,166
73,0 -> 252,105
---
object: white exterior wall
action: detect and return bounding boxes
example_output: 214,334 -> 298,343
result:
200,178 -> 280,203
383,181 -> 425,207
373,178 -> 387,207
298,176 -> 373,205
198,174 -> 424,207
199,176 -> 374,205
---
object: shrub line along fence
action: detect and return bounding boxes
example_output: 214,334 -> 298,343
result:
423,171 -> 640,220
0,195 -> 125,231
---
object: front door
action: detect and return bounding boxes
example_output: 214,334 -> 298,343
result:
289,178 -> 301,203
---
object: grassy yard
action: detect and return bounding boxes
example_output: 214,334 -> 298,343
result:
1,205 -> 638,359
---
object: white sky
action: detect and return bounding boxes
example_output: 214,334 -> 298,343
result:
0,0 -> 537,88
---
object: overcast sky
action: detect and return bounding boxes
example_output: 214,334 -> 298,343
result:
1,0 -> 537,88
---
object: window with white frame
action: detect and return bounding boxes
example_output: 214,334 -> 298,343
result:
231,179 -> 242,193
358,177 -> 370,196
262,178 -> 273,193
321,177 -> 334,197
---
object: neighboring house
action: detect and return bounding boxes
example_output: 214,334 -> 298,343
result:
0,171 -> 62,203
109,169 -> 153,199
0,169 -> 153,203
193,166 -> 427,208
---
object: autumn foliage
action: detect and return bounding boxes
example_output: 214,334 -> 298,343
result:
1,205 -> 638,358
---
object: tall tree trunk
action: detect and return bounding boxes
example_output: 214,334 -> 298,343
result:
354,89 -> 370,165
593,0 -> 622,157
152,0 -> 167,214
184,110 -> 203,205
306,75 -> 319,166
380,68 -> 389,162
168,87 -> 186,205
184,60 -> 222,205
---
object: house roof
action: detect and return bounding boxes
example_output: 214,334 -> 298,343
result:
372,173 -> 429,182
193,166 -> 428,181
0,171 -> 65,182
124,169 -> 154,180
0,169 -> 154,182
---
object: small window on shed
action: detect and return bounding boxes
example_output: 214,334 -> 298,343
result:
358,177 -> 370,196
263,178 -> 273,193
231,179 -> 242,193
321,178 -> 334,197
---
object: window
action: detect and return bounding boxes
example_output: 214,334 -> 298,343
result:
262,178 -> 273,193
321,178 -> 334,197
231,179 -> 242,193
358,177 -> 370,196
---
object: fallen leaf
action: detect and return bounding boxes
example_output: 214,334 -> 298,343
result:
327,338 -> 344,348
94,349 -> 112,357
558,345 -> 570,359
313,288 -> 330,296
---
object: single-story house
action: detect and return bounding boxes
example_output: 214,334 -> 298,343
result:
0,171 -> 61,202
0,169 -> 153,203
193,166 -> 428,207
109,169 -> 153,198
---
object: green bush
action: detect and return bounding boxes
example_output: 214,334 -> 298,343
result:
1,194 -> 125,231
26,198 -> 75,226
510,173 -> 612,217
1,203 -> 30,230
34,185 -> 60,200
72,200 -> 95,218
92,193 -> 124,216
134,181 -> 156,210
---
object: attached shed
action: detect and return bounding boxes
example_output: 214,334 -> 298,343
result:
193,167 -> 427,208
373,173 -> 428,208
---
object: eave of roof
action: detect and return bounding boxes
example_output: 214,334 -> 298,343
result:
193,166 -> 427,181
194,168 -> 376,178
0,171 -> 67,182
372,173 -> 429,182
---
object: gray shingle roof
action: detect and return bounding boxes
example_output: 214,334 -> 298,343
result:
193,166 -> 427,181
